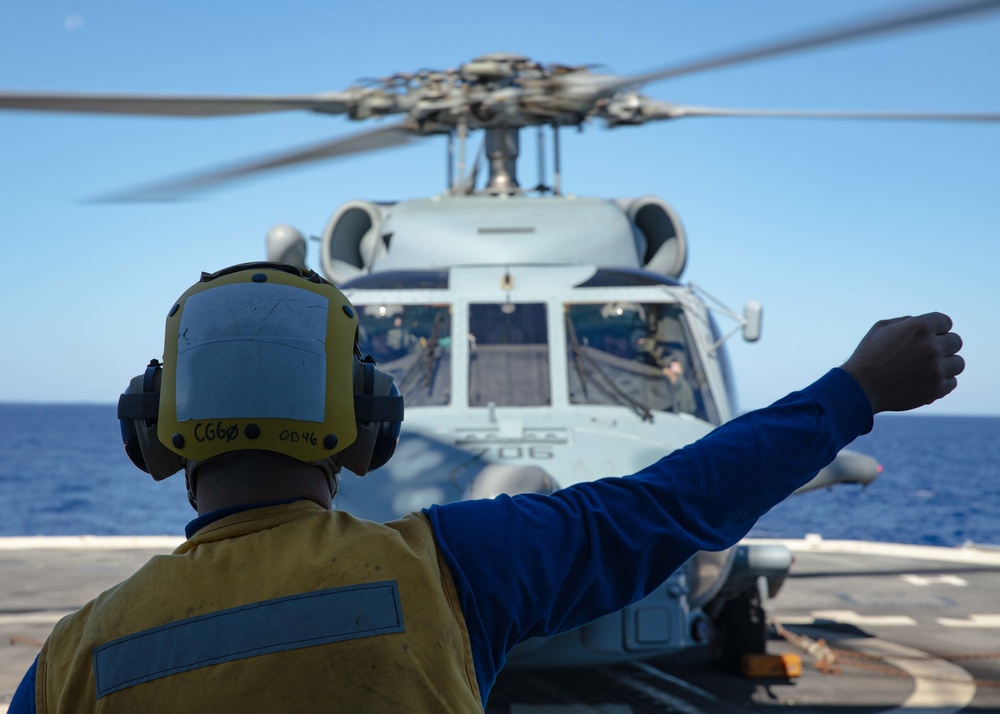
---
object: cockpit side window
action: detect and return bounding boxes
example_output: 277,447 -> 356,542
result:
355,304 -> 451,406
468,303 -> 550,407
565,302 -> 719,424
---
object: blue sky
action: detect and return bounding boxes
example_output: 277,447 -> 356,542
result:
1,0 -> 997,415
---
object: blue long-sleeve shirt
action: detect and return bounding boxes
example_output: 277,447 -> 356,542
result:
425,367 -> 871,699
10,368 -> 872,711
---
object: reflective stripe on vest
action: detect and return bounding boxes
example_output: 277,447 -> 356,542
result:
93,580 -> 404,698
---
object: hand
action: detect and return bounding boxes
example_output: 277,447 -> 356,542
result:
841,312 -> 964,414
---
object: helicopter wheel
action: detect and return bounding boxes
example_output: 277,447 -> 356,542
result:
712,585 -> 767,673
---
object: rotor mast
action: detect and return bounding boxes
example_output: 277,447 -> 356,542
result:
484,128 -> 519,193
453,125 -> 562,196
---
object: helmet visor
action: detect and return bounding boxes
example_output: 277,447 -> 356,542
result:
176,282 -> 328,422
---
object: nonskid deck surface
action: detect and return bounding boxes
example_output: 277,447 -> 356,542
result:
3,537 -> 1000,713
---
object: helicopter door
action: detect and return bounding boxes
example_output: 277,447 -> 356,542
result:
468,303 -> 550,407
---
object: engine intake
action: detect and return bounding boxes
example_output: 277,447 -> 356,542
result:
320,201 -> 393,285
616,196 -> 688,279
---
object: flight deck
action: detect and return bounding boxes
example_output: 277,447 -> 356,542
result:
3,536 -> 1000,713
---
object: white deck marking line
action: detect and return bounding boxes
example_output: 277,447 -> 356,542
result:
628,661 -> 724,703
0,611 -> 76,625
937,614 -> 1000,628
901,574 -> 969,587
745,537 -> 1000,567
850,638 -> 975,714
606,671 -> 705,714
809,610 -> 917,626
773,614 -> 817,625
0,536 -> 183,550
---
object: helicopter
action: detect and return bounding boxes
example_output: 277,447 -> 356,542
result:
1,0 -> 997,672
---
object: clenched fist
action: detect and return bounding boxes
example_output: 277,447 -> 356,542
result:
841,312 -> 964,414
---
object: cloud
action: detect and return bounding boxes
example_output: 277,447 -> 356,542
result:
64,15 -> 84,31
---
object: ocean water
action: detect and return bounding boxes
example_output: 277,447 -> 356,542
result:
0,404 -> 997,545
750,413 -> 1000,547
0,404 -> 192,536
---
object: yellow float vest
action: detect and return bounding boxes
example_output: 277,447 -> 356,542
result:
36,501 -> 482,713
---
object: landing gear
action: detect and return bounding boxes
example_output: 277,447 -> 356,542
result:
712,586 -> 767,673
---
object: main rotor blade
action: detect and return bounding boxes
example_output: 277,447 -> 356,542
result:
639,103 -> 1000,123
96,122 -> 419,201
599,0 -> 1000,93
0,91 -> 355,117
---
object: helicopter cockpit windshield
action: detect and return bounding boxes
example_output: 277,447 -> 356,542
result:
356,303 -> 451,406
468,302 -> 550,407
565,302 -> 719,424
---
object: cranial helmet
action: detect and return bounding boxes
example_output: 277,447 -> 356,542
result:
117,262 -> 403,481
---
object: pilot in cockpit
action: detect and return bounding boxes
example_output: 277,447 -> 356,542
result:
631,325 -> 699,416
664,357 -> 697,414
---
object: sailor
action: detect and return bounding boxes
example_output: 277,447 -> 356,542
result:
383,315 -> 420,357
11,262 -> 964,713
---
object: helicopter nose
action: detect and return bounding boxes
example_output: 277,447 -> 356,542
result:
463,464 -> 560,500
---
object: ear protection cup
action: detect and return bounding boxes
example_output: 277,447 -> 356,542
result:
119,376 -> 147,473
339,357 -> 403,476
117,362 -> 185,481
367,381 -> 402,471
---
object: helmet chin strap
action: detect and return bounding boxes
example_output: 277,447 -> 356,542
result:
185,456 -> 342,511
314,457 -> 342,503
185,464 -> 198,511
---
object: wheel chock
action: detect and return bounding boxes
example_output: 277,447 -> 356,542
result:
740,652 -> 802,678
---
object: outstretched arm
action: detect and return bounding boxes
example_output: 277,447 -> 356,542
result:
427,312 -> 964,699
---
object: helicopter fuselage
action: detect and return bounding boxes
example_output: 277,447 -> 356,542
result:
283,192 -> 788,667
